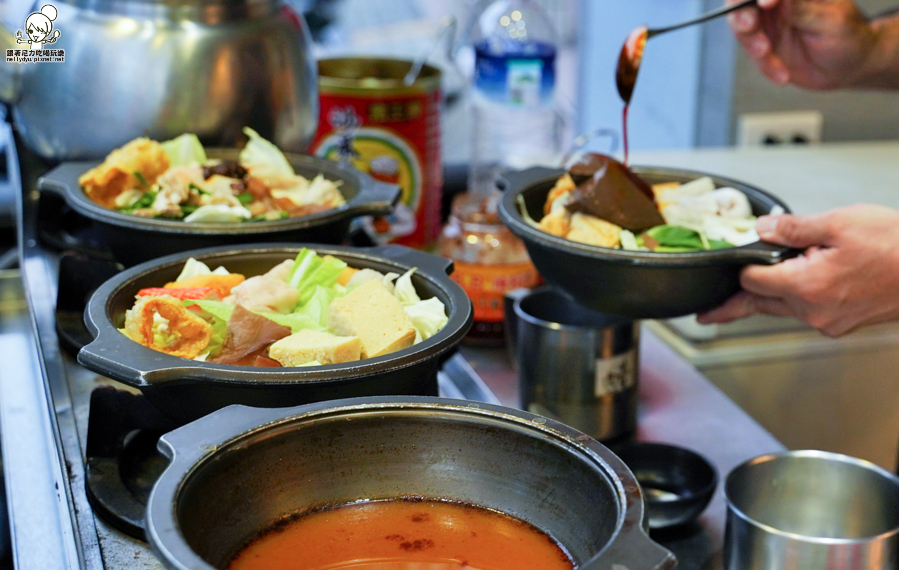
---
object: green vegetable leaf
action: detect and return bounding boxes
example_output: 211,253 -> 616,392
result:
292,286 -> 343,328
404,297 -> 448,342
188,183 -> 209,195
239,127 -> 294,178
642,225 -> 734,252
161,133 -> 208,167
516,194 -> 541,228
287,249 -> 347,305
393,269 -> 421,305
118,191 -> 156,213
133,172 -> 150,190
184,300 -> 233,356
180,204 -> 199,215
237,192 -> 254,205
253,312 -> 325,334
175,258 -> 230,282
392,269 -> 448,342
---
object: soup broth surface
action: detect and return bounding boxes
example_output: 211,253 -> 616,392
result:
228,499 -> 574,570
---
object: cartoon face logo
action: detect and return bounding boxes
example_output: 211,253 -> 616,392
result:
15,5 -> 61,51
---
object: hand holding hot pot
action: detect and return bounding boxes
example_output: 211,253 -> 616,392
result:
699,204 -> 899,337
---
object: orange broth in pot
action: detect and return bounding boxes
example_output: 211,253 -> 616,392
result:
227,499 -> 575,570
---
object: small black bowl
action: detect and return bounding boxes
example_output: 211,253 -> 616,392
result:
616,442 -> 718,530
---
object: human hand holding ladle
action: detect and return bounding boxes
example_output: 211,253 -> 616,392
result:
616,0 -> 757,104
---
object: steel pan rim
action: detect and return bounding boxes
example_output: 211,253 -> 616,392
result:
725,449 -> 899,545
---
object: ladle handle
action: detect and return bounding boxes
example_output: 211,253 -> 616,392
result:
649,0 -> 757,37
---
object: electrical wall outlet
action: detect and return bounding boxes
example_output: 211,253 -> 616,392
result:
736,111 -> 824,147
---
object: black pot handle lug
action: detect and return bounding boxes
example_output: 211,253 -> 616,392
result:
582,528 -> 677,570
496,167 -> 566,193
78,315 -> 158,387
157,404 -> 309,463
38,163 -> 87,197
725,241 -> 803,265
78,339 -> 151,388
345,175 -> 401,217
368,244 -> 454,276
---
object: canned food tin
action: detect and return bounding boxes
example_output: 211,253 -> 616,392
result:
313,58 -> 442,248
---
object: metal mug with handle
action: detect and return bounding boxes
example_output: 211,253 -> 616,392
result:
505,287 -> 640,442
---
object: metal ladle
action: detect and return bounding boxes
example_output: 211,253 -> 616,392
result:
616,0 -> 757,104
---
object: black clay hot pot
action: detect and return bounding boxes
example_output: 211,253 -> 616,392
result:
146,397 -> 676,570
498,167 -> 799,319
79,244 -> 473,422
38,151 -> 400,265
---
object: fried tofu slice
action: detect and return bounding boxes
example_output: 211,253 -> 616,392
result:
123,294 -> 212,359
79,138 -> 170,208
544,173 -> 576,215
328,280 -> 416,358
565,212 -> 622,248
651,181 -> 682,209
651,181 -> 681,198
538,208 -> 571,237
269,330 -> 361,367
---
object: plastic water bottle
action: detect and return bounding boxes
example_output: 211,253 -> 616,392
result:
468,0 -> 560,195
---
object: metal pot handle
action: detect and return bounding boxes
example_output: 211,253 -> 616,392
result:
37,163 -> 88,197
77,328 -> 156,387
367,244 -> 454,276
496,167 -> 565,193
713,241 -> 803,265
79,288 -> 190,387
582,527 -> 677,570
157,404 -> 294,463
344,174 -> 401,217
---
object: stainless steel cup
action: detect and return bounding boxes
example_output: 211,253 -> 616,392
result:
724,450 -> 899,570
506,287 -> 639,442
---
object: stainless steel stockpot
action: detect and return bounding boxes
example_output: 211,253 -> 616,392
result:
2,0 -> 317,160
724,450 -> 899,570
146,397 -> 676,570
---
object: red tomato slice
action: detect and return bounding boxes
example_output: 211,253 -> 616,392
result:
136,287 -> 218,300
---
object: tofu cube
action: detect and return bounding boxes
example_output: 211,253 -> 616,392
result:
269,330 -> 361,367
566,213 -> 622,248
328,280 -> 416,358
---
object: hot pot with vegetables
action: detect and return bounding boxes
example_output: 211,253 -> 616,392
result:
121,248 -> 449,367
38,129 -> 400,264
78,244 -> 473,421
498,154 -> 799,319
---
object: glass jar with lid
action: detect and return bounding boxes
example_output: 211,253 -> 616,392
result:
439,190 -> 540,346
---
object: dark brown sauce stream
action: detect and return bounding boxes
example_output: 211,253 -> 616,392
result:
616,26 -> 647,166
